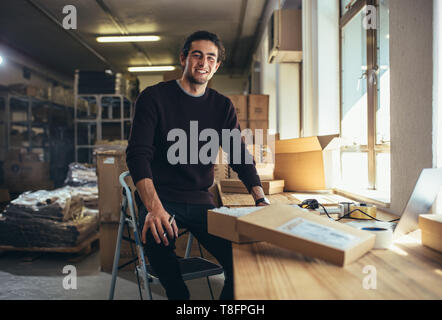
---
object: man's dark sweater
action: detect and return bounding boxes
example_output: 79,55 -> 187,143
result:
126,80 -> 262,206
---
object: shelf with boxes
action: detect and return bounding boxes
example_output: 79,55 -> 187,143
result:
0,91 -> 75,191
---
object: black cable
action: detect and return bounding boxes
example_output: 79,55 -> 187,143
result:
316,203 -> 400,223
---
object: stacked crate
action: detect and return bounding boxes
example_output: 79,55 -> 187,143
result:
227,94 -> 269,132
225,94 -> 274,182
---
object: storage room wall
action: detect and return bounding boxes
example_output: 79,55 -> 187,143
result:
137,73 -> 248,96
0,44 -> 72,88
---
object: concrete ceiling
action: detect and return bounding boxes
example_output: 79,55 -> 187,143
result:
0,0 -> 272,78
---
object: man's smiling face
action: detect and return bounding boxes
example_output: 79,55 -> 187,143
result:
180,40 -> 221,85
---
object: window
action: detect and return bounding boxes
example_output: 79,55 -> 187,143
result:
339,0 -> 390,197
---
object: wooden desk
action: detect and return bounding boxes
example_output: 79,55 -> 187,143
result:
233,230 -> 442,299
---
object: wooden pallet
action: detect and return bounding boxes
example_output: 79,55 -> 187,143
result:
0,232 -> 99,255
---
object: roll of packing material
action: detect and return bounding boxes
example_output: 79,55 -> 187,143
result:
361,227 -> 393,249
350,204 -> 377,220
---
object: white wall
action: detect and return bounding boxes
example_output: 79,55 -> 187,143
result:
390,0 -> 434,215
433,0 -> 442,213
254,19 -> 301,137
278,63 -> 301,139
258,31 -> 278,135
302,0 -> 340,137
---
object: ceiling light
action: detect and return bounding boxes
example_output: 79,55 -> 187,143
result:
128,66 -> 176,72
0,55 -> 3,65
97,35 -> 160,43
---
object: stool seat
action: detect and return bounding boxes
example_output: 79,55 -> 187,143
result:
145,257 -> 224,281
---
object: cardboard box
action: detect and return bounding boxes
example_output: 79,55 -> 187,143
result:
237,204 -> 375,266
238,120 -> 248,130
214,148 -> 229,182
220,179 -> 284,195
4,160 -> 50,181
419,214 -> 442,253
208,207 -> 262,243
99,223 -> 137,272
248,94 -> 269,121
274,134 -> 339,191
248,120 -> 269,131
96,148 -> 136,223
255,163 -> 275,180
228,95 -> 248,121
0,188 -> 10,203
227,160 -> 274,181
4,158 -> 53,192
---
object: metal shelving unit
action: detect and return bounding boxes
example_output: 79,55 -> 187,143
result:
74,94 -> 133,163
0,93 -> 75,187
73,70 -> 133,163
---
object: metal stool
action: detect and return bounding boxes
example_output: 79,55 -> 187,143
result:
108,171 -> 224,300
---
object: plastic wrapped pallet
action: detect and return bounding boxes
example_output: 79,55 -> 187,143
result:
5,188 -> 83,222
0,191 -> 98,248
64,162 -> 97,187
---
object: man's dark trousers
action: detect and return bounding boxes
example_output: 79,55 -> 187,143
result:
137,199 -> 233,300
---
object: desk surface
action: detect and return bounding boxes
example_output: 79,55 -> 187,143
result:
233,230 -> 442,299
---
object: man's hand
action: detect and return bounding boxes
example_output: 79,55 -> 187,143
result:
141,208 -> 178,246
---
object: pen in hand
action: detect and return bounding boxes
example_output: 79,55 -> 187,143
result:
163,214 -> 175,238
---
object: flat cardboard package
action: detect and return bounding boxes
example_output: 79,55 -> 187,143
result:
96,148 -> 136,223
275,134 -> 339,191
220,179 -> 284,195
228,95 -> 248,121
237,204 -> 375,266
419,214 -> 442,253
208,207 -> 262,243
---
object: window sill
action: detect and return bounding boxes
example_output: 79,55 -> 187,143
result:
332,187 -> 391,208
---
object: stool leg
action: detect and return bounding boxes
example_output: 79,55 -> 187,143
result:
108,197 -> 127,300
185,233 -> 193,258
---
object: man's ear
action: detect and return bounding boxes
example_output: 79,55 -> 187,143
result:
214,60 -> 221,73
180,53 -> 187,69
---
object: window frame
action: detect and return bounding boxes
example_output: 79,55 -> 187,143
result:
339,0 -> 390,191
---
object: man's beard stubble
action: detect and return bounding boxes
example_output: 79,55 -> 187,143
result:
185,69 -> 208,85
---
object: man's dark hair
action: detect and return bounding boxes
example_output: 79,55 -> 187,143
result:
181,30 -> 226,63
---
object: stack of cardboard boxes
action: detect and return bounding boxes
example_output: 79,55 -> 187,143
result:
95,145 -> 136,272
227,94 -> 269,133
